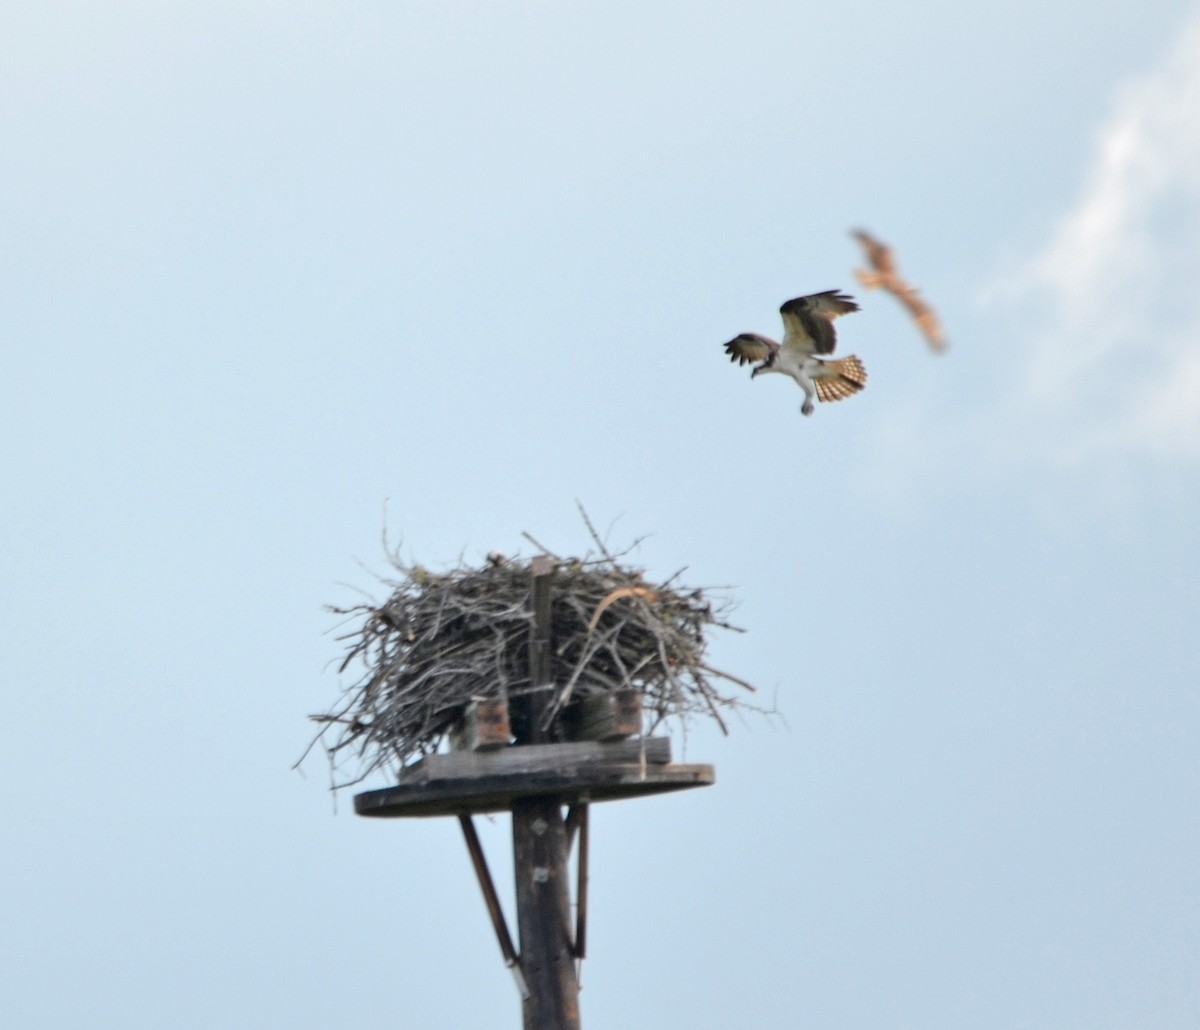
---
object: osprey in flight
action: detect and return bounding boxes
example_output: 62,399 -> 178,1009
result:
723,290 -> 868,416
851,229 -> 947,352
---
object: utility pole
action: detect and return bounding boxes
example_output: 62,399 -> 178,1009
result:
510,555 -> 580,1030
354,556 -> 714,1028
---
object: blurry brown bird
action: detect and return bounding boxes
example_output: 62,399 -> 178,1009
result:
851,229 -> 947,353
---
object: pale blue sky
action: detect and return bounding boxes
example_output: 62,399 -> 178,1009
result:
4,4 -> 1200,1027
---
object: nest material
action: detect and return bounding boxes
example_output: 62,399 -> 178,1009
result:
303,540 -> 755,788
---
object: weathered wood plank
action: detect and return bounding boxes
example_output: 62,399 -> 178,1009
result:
422,736 -> 669,781
355,761 -> 714,818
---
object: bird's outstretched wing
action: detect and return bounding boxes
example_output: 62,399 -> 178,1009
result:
851,230 -> 947,352
779,290 -> 860,356
723,332 -> 780,368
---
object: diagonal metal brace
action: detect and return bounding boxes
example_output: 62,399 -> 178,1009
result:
564,802 -> 585,855
458,813 -> 529,1000
573,803 -> 590,965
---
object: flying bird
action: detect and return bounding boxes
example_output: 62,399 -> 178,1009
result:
723,290 -> 868,416
851,229 -> 947,352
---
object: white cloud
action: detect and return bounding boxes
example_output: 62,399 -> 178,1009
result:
999,12 -> 1200,465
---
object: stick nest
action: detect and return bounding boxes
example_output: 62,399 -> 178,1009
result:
302,540 -> 755,789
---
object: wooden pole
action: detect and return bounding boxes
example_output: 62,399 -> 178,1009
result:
511,556 -> 581,1030
526,555 -> 554,746
512,796 -> 578,1029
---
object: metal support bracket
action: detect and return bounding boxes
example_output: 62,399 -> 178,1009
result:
458,814 -> 529,1000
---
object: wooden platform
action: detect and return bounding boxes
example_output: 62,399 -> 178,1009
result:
354,738 -> 714,818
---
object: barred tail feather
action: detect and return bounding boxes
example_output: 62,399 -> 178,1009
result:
813,355 -> 868,404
